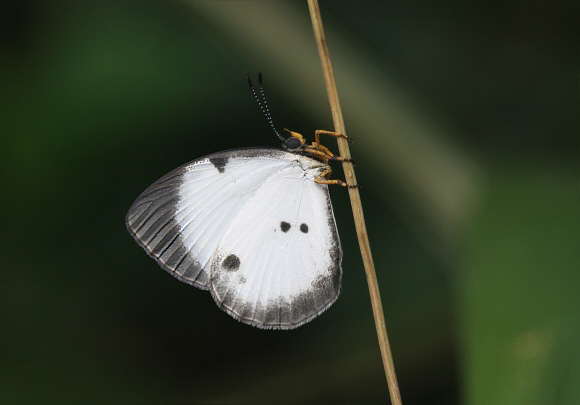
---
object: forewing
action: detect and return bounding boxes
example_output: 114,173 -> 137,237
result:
209,163 -> 342,329
126,149 -> 294,289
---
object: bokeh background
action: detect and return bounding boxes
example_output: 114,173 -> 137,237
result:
1,2 -> 578,404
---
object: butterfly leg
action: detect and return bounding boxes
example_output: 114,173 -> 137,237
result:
309,143 -> 355,164
286,129 -> 357,168
313,131 -> 355,165
314,130 -> 353,145
330,155 -> 356,165
315,168 -> 360,189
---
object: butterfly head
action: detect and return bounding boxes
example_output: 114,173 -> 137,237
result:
283,133 -> 306,151
281,129 -> 336,164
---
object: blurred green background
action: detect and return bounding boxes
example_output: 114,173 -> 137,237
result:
1,1 -> 578,404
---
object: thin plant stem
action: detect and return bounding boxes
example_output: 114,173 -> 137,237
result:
306,1 -> 403,404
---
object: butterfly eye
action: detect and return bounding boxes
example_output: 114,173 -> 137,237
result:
286,137 -> 302,150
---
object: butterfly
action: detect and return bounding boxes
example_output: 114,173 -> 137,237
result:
126,73 -> 357,329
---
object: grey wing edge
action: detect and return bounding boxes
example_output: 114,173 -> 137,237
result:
125,164 -> 209,290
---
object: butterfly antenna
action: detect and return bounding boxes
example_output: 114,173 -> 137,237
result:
247,71 -> 285,142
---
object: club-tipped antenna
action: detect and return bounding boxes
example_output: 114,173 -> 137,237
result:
247,71 -> 285,142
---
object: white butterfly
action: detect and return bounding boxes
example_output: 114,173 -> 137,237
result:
126,74 -> 356,329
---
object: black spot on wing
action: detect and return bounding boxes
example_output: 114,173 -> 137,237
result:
300,223 -> 309,233
207,181 -> 344,329
210,254 -> 342,329
209,156 -> 229,173
222,254 -> 240,271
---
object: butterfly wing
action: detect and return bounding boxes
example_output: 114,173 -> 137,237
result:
126,149 -> 297,290
209,157 -> 342,329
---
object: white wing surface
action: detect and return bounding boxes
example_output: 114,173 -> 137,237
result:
127,149 -> 293,289
126,148 -> 342,329
209,160 -> 342,329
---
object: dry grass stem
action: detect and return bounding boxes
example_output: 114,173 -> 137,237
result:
306,1 -> 403,404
